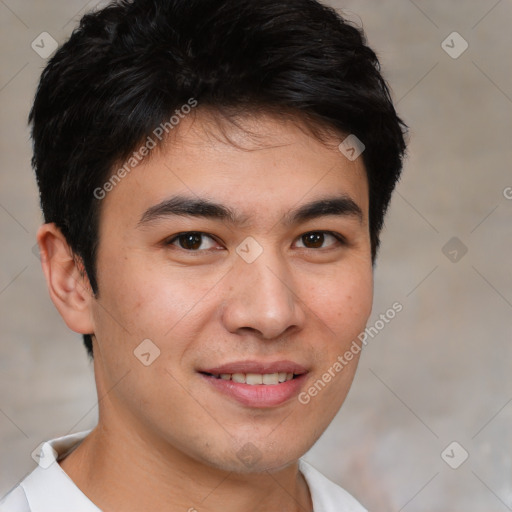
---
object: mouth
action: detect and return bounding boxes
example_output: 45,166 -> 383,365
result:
198,360 -> 309,408
200,371 -> 300,385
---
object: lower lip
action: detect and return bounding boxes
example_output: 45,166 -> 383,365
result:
201,373 -> 307,408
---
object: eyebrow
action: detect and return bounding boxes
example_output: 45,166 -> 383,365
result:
138,194 -> 363,228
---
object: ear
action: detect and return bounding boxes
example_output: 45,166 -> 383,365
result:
36,223 -> 95,335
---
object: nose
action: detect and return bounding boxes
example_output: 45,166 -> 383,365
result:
220,249 -> 306,340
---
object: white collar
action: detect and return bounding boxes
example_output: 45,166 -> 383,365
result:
4,431 -> 365,512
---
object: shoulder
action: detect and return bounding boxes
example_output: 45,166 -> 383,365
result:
0,485 -> 31,512
299,459 -> 367,512
0,430 -> 97,512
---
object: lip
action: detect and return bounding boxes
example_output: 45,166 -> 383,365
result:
198,360 -> 309,408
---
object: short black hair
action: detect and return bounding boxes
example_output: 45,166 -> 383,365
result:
29,0 -> 407,358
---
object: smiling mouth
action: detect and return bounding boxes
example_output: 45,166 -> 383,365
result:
201,372 -> 299,385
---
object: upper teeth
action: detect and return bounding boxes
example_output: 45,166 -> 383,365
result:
216,372 -> 294,385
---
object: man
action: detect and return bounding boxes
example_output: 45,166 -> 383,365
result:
1,0 -> 406,510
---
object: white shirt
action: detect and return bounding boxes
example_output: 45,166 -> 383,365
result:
0,431 -> 366,512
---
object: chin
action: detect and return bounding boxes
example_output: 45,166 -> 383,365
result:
198,438 -> 313,475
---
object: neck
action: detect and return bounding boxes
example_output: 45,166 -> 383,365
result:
59,420 -> 313,512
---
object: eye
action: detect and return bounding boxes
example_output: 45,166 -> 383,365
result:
165,230 -> 345,253
166,231 -> 220,251
295,231 -> 345,250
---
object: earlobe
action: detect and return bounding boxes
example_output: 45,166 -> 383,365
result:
36,223 -> 95,335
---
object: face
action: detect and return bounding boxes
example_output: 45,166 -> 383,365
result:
89,111 -> 373,473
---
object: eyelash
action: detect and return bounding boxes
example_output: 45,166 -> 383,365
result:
164,231 -> 347,252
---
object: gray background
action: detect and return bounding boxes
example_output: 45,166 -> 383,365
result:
1,1 -> 511,510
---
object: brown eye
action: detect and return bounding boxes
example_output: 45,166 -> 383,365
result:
178,232 -> 202,250
302,232 -> 325,248
296,231 -> 344,250
167,232 -> 218,251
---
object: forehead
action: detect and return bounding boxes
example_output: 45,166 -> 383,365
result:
99,110 -> 369,230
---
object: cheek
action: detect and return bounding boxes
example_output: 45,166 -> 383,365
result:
93,255 -> 220,357
308,264 -> 373,342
